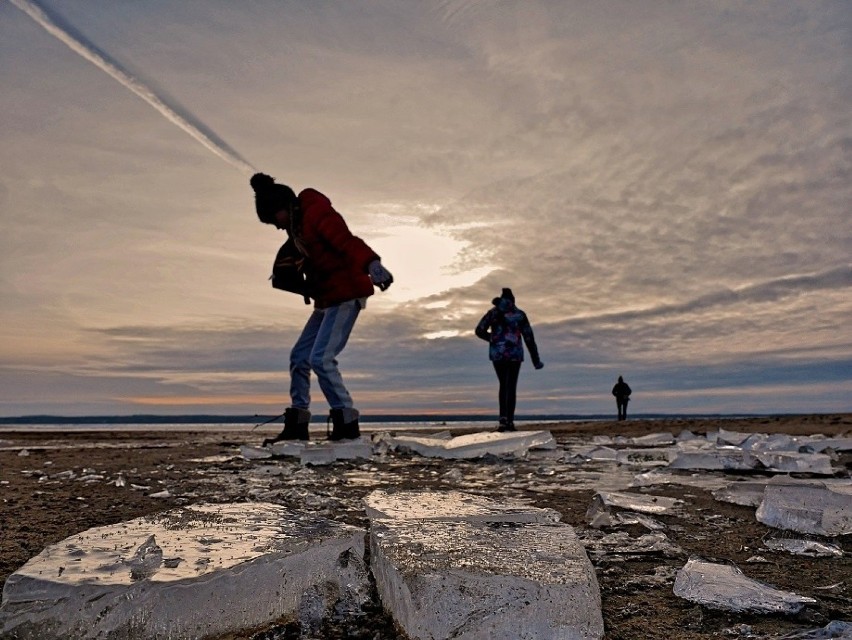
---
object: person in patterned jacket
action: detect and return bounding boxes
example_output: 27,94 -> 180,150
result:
475,288 -> 544,431
251,173 -> 394,443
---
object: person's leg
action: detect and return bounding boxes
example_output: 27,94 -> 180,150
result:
308,300 -> 361,410
493,360 -> 508,428
289,309 -> 324,409
504,361 -> 521,428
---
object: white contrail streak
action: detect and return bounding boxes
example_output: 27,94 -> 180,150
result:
9,0 -> 256,174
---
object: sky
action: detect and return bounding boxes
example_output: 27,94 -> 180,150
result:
1,0 -> 850,418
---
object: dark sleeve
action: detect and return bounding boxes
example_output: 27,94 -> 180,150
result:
475,310 -> 493,342
520,313 -> 541,363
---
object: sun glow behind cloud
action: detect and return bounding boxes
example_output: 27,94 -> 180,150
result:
356,208 -> 497,305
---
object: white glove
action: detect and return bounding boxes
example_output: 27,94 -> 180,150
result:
368,260 -> 394,291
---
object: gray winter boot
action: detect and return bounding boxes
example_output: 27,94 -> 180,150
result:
263,407 -> 311,445
328,408 -> 360,440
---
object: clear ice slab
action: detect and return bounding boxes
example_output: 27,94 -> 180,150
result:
673,557 -> 817,614
386,430 -> 557,459
0,503 -> 368,640
756,480 -> 852,536
366,490 -> 604,639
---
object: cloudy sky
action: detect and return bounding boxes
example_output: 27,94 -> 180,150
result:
1,0 -> 849,418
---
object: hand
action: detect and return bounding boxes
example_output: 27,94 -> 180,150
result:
368,260 -> 394,291
534,360 -> 544,370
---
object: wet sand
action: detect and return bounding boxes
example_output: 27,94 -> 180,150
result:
1,414 -> 850,639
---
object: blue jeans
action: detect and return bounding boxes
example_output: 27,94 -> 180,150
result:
289,300 -> 361,410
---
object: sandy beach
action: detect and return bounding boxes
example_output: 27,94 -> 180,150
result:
1,414 -> 850,639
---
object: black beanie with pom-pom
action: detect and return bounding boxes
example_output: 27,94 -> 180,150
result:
251,173 -> 297,224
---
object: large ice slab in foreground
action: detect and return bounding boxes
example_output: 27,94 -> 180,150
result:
367,490 -> 603,640
387,430 -> 556,459
673,557 -> 816,614
0,503 -> 368,640
756,481 -> 852,536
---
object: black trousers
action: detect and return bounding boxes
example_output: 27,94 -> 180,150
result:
616,400 -> 629,420
493,360 -> 522,424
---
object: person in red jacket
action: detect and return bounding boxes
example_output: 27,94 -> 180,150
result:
251,173 -> 393,443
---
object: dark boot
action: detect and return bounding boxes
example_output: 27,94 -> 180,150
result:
328,408 -> 360,440
496,418 -> 516,432
263,408 -> 310,446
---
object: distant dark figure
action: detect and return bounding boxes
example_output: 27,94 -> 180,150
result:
475,288 -> 543,432
612,376 -> 632,421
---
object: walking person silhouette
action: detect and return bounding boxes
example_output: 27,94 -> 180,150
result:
612,376 -> 632,421
475,288 -> 543,432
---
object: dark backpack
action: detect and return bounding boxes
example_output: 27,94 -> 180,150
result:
270,238 -> 310,305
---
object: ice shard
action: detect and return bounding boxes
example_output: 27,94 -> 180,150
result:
586,491 -> 683,528
673,557 -> 817,614
387,430 -> 557,459
756,481 -> 852,536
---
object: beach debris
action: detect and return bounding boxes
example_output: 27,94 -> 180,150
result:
764,538 -> 843,558
148,489 -> 171,498
0,503 -> 368,640
77,473 -> 104,483
672,557 -> 817,614
366,489 -> 604,639
756,481 -> 852,536
17,449 -> 29,457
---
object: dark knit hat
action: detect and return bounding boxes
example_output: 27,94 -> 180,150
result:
250,173 -> 297,224
501,287 -> 515,302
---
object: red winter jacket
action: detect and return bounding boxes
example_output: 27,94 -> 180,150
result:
294,189 -> 379,308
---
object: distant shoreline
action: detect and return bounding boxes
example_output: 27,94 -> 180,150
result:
0,412 -> 826,426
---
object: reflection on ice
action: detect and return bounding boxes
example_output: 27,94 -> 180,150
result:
0,503 -> 368,639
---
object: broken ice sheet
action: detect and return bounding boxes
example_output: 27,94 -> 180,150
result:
756,481 -> 852,536
776,620 -> 852,639
764,538 -> 843,558
586,491 -> 683,528
580,531 -> 683,559
673,557 -> 817,614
